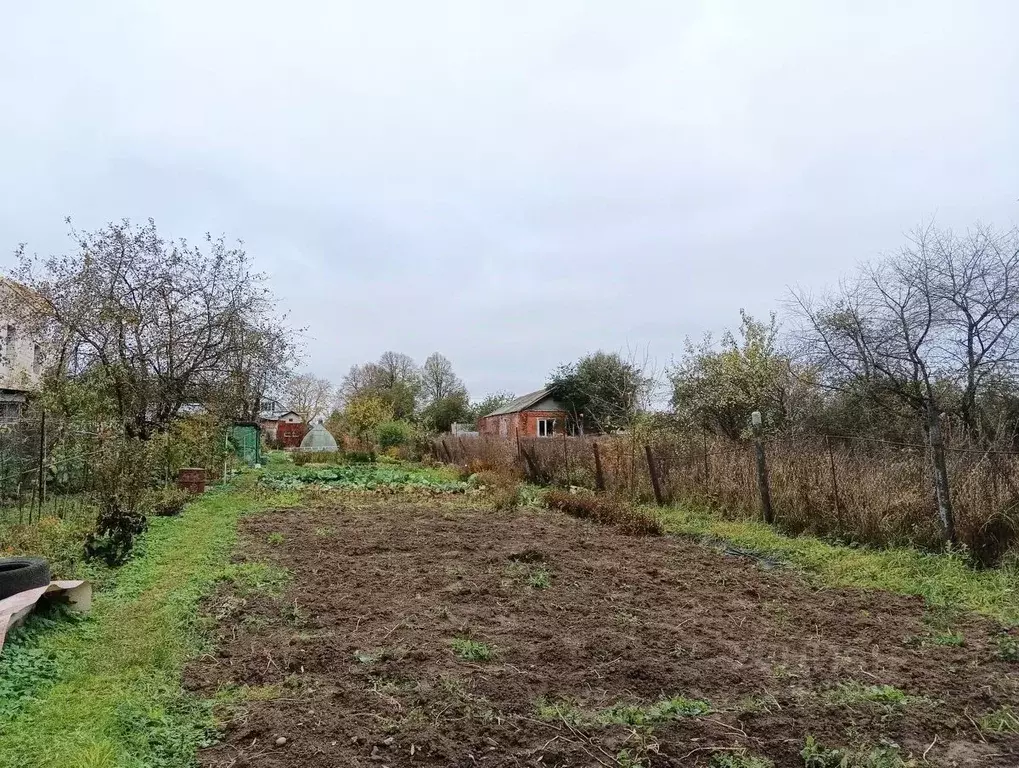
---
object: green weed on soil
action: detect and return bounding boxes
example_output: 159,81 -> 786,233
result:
0,484 -> 298,768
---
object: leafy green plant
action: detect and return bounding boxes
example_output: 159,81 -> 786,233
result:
597,695 -> 710,725
825,681 -> 929,710
259,464 -> 467,493
527,569 -> 551,589
616,748 -> 648,768
84,437 -> 153,566
451,636 -> 493,661
710,750 -> 774,768
266,532 -> 284,546
801,736 -> 916,768
994,633 -> 1019,662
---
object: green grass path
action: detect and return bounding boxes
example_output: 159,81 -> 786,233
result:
0,486 -> 294,768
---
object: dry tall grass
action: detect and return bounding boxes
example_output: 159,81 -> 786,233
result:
439,433 -> 1019,563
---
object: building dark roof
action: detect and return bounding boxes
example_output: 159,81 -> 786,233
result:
483,388 -> 565,417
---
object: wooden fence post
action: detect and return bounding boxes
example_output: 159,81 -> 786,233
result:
751,411 -> 774,524
562,424 -> 570,487
701,430 -> 709,484
644,445 -> 665,506
824,434 -> 842,530
521,444 -> 539,482
593,442 -> 606,492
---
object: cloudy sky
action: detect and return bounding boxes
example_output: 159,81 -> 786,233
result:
2,2 -> 1017,400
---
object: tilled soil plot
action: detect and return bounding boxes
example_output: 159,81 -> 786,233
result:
188,497 -> 1019,768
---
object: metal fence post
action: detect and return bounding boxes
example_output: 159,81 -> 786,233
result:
37,409 -> 46,518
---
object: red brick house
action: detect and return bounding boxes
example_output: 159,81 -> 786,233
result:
478,388 -> 568,438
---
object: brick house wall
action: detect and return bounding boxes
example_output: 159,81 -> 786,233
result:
478,409 -> 567,438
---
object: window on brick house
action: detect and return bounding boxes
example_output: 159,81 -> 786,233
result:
537,418 -> 556,437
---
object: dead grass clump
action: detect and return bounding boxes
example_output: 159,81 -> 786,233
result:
544,489 -> 663,536
474,470 -> 525,511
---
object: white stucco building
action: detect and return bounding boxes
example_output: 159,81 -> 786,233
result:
0,281 -> 47,422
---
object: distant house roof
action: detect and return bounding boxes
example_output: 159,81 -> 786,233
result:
483,388 -> 566,417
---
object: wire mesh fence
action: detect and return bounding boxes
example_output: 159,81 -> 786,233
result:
0,414 -> 101,525
437,430 -> 1019,563
0,411 -> 235,529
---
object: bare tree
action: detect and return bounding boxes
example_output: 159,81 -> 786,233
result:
790,223 -> 1019,542
284,372 -> 334,423
338,351 -> 421,419
420,352 -> 466,404
6,219 -> 297,437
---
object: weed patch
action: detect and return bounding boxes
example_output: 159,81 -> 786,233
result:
544,489 -> 663,536
801,735 -> 916,767
993,633 -> 1019,661
535,695 -> 710,727
217,561 -> 290,598
979,705 -> 1019,734
824,681 -> 932,710
598,695 -> 711,724
710,750 -> 775,768
451,636 -> 494,662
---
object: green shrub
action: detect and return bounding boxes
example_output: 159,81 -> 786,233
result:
377,421 -> 413,450
144,486 -> 192,517
164,414 -> 229,478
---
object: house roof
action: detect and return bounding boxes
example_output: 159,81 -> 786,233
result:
483,388 -> 565,417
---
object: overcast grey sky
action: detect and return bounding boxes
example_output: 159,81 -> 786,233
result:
2,2 -> 1017,399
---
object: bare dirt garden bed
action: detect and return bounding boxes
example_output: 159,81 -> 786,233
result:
187,495 -> 1019,768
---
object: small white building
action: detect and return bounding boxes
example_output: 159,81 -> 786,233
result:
0,281 -> 47,422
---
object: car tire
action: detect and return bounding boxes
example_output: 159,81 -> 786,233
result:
0,557 -> 52,600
